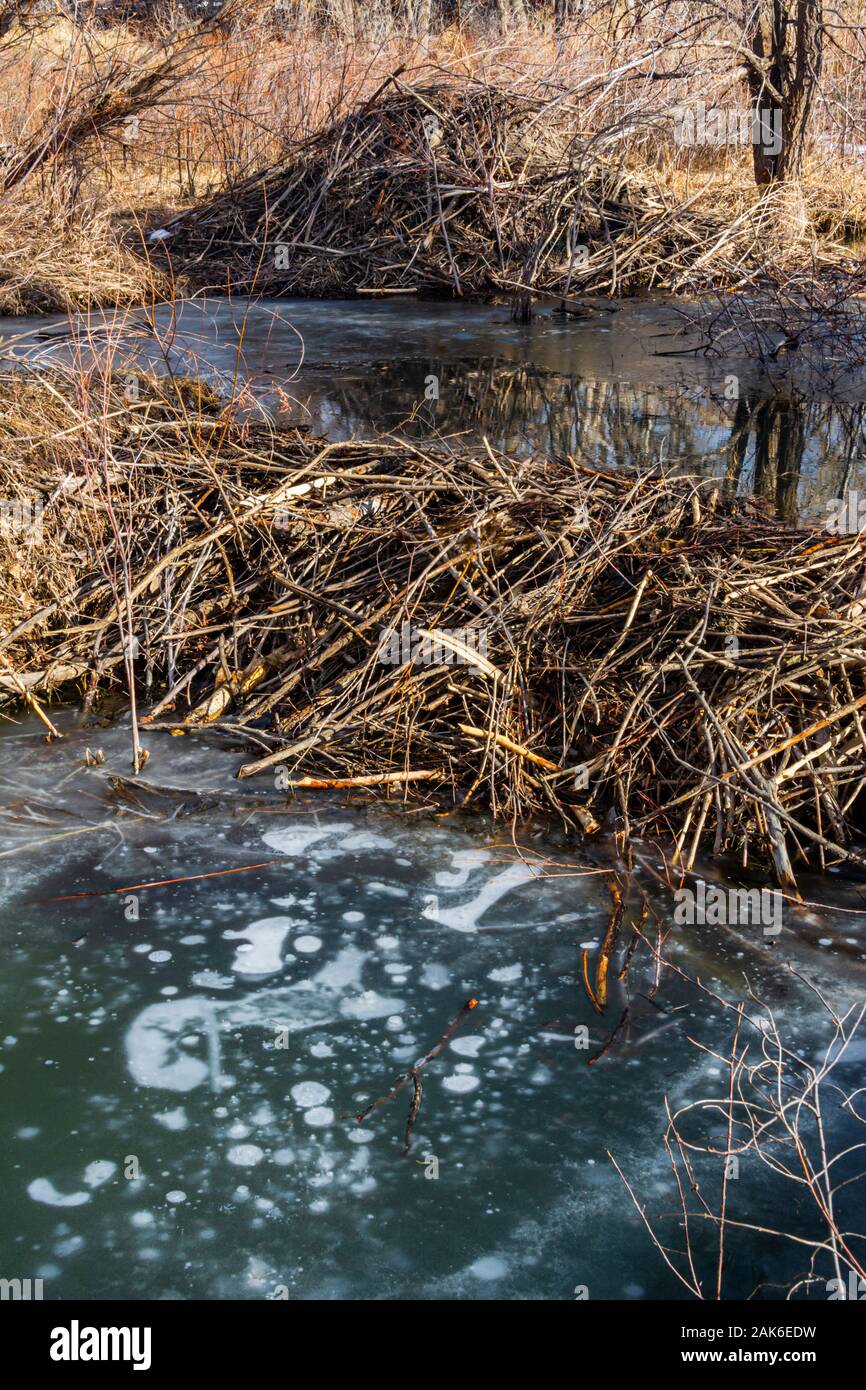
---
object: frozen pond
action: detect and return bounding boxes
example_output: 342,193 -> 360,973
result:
1,712 -> 865,1300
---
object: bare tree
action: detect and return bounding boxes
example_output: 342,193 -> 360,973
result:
742,1 -> 824,183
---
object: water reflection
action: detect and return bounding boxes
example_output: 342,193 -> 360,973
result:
2,296 -> 865,521
319,360 -> 866,523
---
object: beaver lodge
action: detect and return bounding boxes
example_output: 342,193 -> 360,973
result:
156,81 -> 825,301
1,368 -> 865,892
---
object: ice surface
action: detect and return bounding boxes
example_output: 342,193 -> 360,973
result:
225,917 -> 294,976
3,712 -> 863,1301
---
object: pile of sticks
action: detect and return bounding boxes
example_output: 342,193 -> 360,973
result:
160,79 -> 757,299
2,371 -> 866,885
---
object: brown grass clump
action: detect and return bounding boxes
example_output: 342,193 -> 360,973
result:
0,186 -> 168,313
804,165 -> 866,252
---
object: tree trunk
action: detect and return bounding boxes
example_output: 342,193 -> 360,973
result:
744,1 -> 823,184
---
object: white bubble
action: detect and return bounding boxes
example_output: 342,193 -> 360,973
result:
469,1256 -> 508,1281
294,936 -> 322,954
420,963 -> 451,991
190,970 -> 234,989
488,963 -> 522,983
442,1074 -> 480,1094
304,1107 -> 334,1128
54,1235 -> 85,1258
165,1190 -> 187,1204
291,1081 -> 330,1109
226,1145 -> 264,1167
83,1161 -> 117,1189
27,1179 -> 89,1208
154,1108 -> 188,1132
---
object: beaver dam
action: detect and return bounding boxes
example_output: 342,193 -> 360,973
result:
2,369 -> 865,891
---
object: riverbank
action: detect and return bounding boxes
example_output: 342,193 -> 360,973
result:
2,367 -> 865,885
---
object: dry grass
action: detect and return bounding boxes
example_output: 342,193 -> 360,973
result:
0,4 -> 863,312
0,184 -> 169,313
